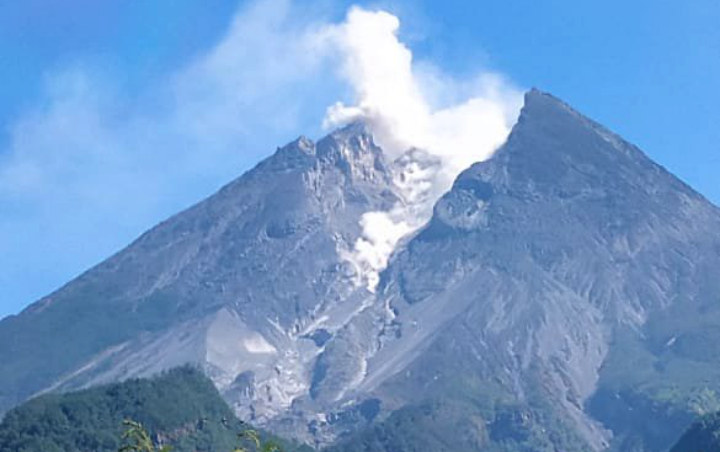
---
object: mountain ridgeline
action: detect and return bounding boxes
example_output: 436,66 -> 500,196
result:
1,89 -> 719,452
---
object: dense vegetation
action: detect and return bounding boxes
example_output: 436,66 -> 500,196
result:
0,363 -> 710,452
588,300 -> 720,451
671,411 -> 720,452
0,367 -> 303,452
326,398 -> 589,452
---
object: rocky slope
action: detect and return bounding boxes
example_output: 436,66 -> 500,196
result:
0,122 -> 397,424
2,89 -> 719,452
327,89 -> 720,451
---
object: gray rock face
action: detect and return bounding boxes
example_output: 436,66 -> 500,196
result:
0,122 -> 398,425
351,90 -> 720,450
2,89 -> 720,451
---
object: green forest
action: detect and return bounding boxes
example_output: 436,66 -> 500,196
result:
0,367 -> 307,452
0,366 -> 715,452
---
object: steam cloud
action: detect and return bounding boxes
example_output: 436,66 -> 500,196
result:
319,7 -> 523,290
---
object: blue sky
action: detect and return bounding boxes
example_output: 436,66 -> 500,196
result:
1,0 -> 718,319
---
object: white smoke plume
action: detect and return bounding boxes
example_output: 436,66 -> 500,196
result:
319,7 -> 523,290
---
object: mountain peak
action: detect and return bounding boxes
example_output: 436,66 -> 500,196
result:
520,87 -> 612,138
457,88 -> 697,199
521,87 -> 599,130
433,88 -> 711,242
524,86 -> 561,106
326,120 -> 373,140
384,89 -> 720,452
260,121 -> 386,181
315,121 -> 391,183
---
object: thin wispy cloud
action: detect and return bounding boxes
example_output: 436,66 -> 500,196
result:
0,0 -> 335,313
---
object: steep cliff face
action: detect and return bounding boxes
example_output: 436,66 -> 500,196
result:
2,90 -> 720,452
